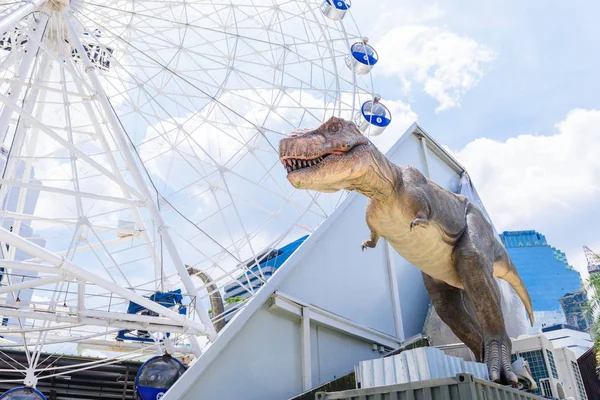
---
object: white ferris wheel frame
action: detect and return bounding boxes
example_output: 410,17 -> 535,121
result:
0,0 -> 375,385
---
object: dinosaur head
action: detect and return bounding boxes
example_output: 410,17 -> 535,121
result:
279,117 -> 373,193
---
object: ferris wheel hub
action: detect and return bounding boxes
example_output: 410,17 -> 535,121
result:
42,0 -> 70,11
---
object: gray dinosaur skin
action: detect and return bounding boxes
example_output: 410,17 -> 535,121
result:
279,117 -> 534,385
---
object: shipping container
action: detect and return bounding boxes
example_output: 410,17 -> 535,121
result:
315,373 -> 543,400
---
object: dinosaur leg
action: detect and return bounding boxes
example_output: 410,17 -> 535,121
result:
422,273 -> 482,360
454,209 -> 516,385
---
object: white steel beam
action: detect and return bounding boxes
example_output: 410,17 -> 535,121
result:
65,16 -> 216,341
77,280 -> 85,319
0,275 -> 65,295
2,211 -> 137,236
0,261 -> 62,275
0,308 -> 194,334
384,241 -> 404,340
301,306 -> 312,391
0,179 -> 144,206
64,47 -> 161,281
0,226 -> 210,336
0,13 -> 47,142
0,0 -> 44,34
76,339 -> 194,354
417,135 -> 431,178
271,292 -> 401,349
0,92 -> 144,198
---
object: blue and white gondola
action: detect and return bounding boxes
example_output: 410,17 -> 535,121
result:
345,39 -> 378,75
320,0 -> 351,20
136,355 -> 186,400
0,387 -> 46,400
355,97 -> 392,136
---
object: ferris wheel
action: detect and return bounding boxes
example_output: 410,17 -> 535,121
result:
0,0 -> 392,394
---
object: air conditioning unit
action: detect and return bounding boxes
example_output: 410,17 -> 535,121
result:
555,381 -> 566,399
512,357 -> 538,391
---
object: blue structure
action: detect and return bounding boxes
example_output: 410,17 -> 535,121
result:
136,355 -> 186,400
117,289 -> 187,342
0,387 -> 46,400
500,230 -> 582,329
224,235 -> 308,301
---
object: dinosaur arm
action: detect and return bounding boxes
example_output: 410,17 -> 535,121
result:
361,229 -> 380,251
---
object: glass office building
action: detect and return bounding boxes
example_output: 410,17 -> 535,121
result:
500,230 -> 583,331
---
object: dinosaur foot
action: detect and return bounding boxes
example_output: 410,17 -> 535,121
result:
482,336 -> 517,386
410,218 -> 430,230
361,239 -> 377,252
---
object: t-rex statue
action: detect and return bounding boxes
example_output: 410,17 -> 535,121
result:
278,116 -> 534,385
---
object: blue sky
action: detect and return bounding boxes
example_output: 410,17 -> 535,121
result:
352,0 -> 600,275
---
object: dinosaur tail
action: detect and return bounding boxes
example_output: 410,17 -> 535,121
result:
497,258 -> 534,327
186,265 -> 226,333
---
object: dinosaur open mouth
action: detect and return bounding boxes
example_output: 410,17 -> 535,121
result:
281,153 -> 333,173
280,143 -> 366,174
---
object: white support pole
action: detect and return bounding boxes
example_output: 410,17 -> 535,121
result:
0,275 -> 64,295
0,13 -> 47,143
384,241 -> 405,340
417,135 -> 431,178
0,179 -> 144,206
301,306 -> 312,391
65,52 -> 161,280
0,91 -> 144,198
64,16 -> 216,341
0,261 -> 62,275
0,308 -> 195,334
0,226 -> 210,336
77,280 -> 85,320
0,0 -> 44,35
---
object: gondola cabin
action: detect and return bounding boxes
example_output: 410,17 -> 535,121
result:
0,387 -> 46,400
355,98 -> 392,136
136,355 -> 186,400
346,39 -> 378,75
320,0 -> 351,20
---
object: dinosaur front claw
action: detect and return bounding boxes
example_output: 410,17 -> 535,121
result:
410,218 -> 430,230
361,240 -> 376,252
482,337 -> 517,386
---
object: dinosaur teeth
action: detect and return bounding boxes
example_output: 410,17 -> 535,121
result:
284,155 -> 328,173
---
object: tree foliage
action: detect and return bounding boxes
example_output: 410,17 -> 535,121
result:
586,273 -> 600,365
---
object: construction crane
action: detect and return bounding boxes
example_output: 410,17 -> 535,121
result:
584,246 -> 600,274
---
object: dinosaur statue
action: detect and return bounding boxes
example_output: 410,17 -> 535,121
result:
278,117 -> 534,385
186,265 -> 226,333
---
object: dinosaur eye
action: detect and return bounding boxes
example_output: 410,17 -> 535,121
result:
330,123 -> 342,133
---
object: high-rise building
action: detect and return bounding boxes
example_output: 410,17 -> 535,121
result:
559,291 -> 593,333
500,230 -> 583,331
583,246 -> 600,275
512,334 -> 588,399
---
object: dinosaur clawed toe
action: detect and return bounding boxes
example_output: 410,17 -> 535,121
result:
482,337 -> 517,386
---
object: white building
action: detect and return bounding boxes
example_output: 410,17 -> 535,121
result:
164,124 -> 530,400
542,324 -> 593,358
513,334 -> 588,400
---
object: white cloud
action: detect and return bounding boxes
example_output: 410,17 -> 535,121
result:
376,25 -> 495,111
452,109 -> 600,274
